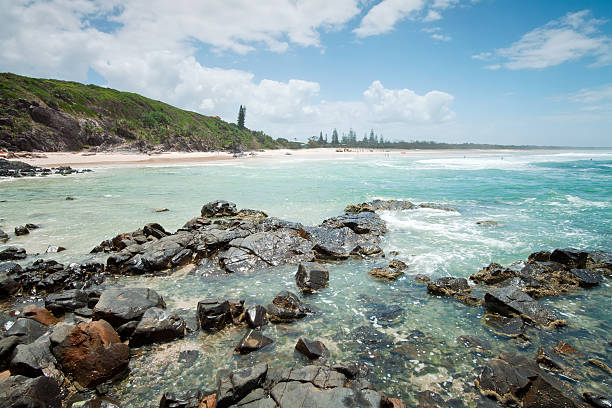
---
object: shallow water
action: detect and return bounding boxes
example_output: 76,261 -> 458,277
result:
1,150 -> 611,406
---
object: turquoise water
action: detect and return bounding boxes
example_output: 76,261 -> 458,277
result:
1,150 -> 611,406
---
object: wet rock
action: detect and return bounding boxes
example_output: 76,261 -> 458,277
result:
270,380 -> 381,408
22,305 -> 59,326
586,251 -> 612,273
14,225 -> 29,236
154,208 -> 169,213
197,299 -> 233,332
0,336 -> 21,370
306,226 -> 380,260
381,396 -> 407,408
245,305 -> 268,329
159,388 -> 202,408
216,363 -> 268,408
46,245 -> 67,253
332,361 -> 370,380
10,335 -> 62,381
476,356 -> 534,404
427,277 -> 481,305
471,263 -> 520,285
296,262 -> 329,293
235,329 -> 274,354
345,199 -> 416,213
569,269 -> 603,288
554,341 -> 580,355
388,259 -> 407,271
484,285 -> 566,328
321,212 -> 387,236
550,248 -> 588,269
457,335 -> 490,351
201,200 -> 238,217
528,251 -> 551,263
522,375 -> 580,407
116,321 -> 138,341
45,289 -> 89,315
25,223 -> 40,230
483,314 -> 526,338
143,222 -> 169,239
178,350 -> 200,365
6,318 -> 48,345
0,229 -> 8,242
348,325 -> 393,349
295,338 -> 328,360
476,220 -> 499,227
588,358 -> 612,374
583,392 -> 611,408
93,287 -> 166,328
0,272 -> 20,298
129,307 -> 186,347
50,320 -> 129,388
0,246 -> 26,261
368,267 -> 403,282
0,375 -> 62,408
414,274 -> 431,283
0,262 -> 22,275
267,291 -> 312,323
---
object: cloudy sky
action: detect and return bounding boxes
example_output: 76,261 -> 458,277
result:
1,0 -> 611,146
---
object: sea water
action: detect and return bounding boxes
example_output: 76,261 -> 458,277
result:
1,150 -> 611,406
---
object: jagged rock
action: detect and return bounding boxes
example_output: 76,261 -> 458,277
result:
201,200 -> 238,217
50,320 -> 129,388
550,248 -> 589,269
10,335 -> 63,383
6,318 -> 48,345
267,291 -> 311,323
569,269 -> 603,288
296,262 -> 329,293
471,263 -> 520,285
197,299 -> 233,332
306,226 -> 379,260
0,336 -> 21,370
414,274 -> 431,283
235,329 -> 273,354
484,285 -> 566,328
523,375 -> 580,407
0,246 -> 26,260
22,305 -> 59,326
216,363 -> 268,408
528,251 -> 551,263
345,199 -> 416,213
554,341 -> 581,355
0,272 -> 20,298
0,229 -> 8,242
321,212 -> 387,236
143,222 -> 169,239
368,267 -> 403,282
586,251 -> 612,273
93,287 -> 166,328
427,277 -> 481,305
245,305 -> 268,329
458,335 -> 490,351
476,220 -> 499,227
476,355 -> 537,404
129,307 -> 186,347
14,225 -> 29,236
583,392 -> 611,408
46,245 -> 67,253
45,289 -> 88,315
0,262 -> 22,275
0,375 -> 62,408
483,314 -> 526,338
159,389 -> 202,408
295,338 -> 328,360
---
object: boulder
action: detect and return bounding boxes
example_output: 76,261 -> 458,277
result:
45,289 -> 89,315
93,287 -> 166,328
368,267 -> 403,282
216,363 -> 268,408
0,375 -> 62,408
245,305 -> 268,329
159,389 -> 203,408
586,250 -> 612,272
483,314 -> 526,338
197,299 -> 233,332
46,245 -> 67,253
484,285 -> 566,328
522,375 -> 580,408
129,307 -> 186,347
10,335 -> 63,382
470,263 -> 520,285
267,291 -> 311,323
305,226 -> 379,260
583,392 -> 611,408
22,305 -> 59,326
0,272 -> 20,298
550,248 -> 588,269
6,318 -> 48,345
0,262 -> 22,275
50,320 -> 129,388
0,246 -> 26,261
295,262 -> 329,293
0,229 -> 8,242
427,277 -> 481,305
0,336 -> 21,370
235,329 -> 274,354
295,338 -> 328,360
345,199 -> 416,213
321,212 -> 387,236
528,251 -> 551,263
143,222 -> 168,239
201,200 -> 238,217
569,269 -> 603,288
14,225 -> 29,236
270,380 -> 381,408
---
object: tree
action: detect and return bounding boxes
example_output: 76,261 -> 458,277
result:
318,131 -> 324,144
237,105 -> 246,129
331,129 -> 339,145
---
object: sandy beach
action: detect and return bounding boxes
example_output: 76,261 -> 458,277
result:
3,148 -> 525,168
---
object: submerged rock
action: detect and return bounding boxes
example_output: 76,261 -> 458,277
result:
129,307 -> 186,347
295,338 -> 328,361
267,291 -> 312,323
159,389 -> 203,408
235,329 -> 274,354
427,277 -> 481,305
93,287 -> 166,328
295,262 -> 329,293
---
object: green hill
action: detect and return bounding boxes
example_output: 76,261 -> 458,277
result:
0,72 -> 289,152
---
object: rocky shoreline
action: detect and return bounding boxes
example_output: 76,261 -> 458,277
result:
0,158 -> 91,178
0,199 -> 610,407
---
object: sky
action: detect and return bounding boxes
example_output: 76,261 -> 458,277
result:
1,0 -> 611,147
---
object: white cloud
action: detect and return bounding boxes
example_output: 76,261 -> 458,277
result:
566,84 -> 612,104
475,10 -> 612,70
471,52 -> 492,60
423,10 -> 442,22
354,0 -> 424,37
431,33 -> 451,41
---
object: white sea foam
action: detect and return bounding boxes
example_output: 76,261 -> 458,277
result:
565,195 -> 609,208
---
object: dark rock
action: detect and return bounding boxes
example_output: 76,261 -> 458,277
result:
197,299 -> 233,332
270,380 -> 381,408
484,285 -> 566,328
14,225 -> 29,236
50,320 -> 129,388
550,248 -> 588,269
46,245 -> 67,253
368,267 -> 403,282
348,325 -> 393,349
522,375 -> 580,407
245,305 -> 268,329
332,361 -> 370,380
586,251 -> 612,273
235,329 -> 274,354
93,287 -> 165,328
6,318 -> 48,345
178,350 -> 200,365
216,363 -> 268,408
583,392 -> 611,408
457,335 -> 490,350
116,321 -> 138,341
154,208 -> 169,213
528,251 -> 551,263
0,336 -> 21,370
427,277 -> 481,305
483,314 -> 526,338
45,289 -> 88,315
306,226 -> 379,260
296,262 -> 329,293
0,246 -> 26,260
321,212 -> 387,236
143,222 -> 168,239
10,335 -> 62,381
476,357 -> 532,403
22,305 -> 59,326
0,262 -> 22,275
295,338 -> 328,360
0,375 -> 62,408
414,274 -> 431,283
25,224 -> 40,230
0,272 -> 20,298
476,220 -> 499,227
0,229 -> 8,242
471,263 -> 520,285
267,291 -> 311,323
129,307 -> 186,347
569,269 -> 603,288
201,200 -> 238,217
159,389 -> 202,408
345,199 -> 416,213
388,259 -> 407,271
72,397 -> 122,408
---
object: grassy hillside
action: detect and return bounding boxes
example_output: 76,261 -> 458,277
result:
0,72 -> 289,151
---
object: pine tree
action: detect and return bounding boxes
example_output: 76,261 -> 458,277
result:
318,131 -> 324,144
331,129 -> 339,145
237,105 -> 246,129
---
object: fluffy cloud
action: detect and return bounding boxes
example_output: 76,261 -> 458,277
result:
354,0 -> 424,37
474,10 -> 612,70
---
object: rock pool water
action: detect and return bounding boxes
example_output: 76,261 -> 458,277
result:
1,150 -> 611,406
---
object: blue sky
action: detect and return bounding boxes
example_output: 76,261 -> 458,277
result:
1,0 -> 611,146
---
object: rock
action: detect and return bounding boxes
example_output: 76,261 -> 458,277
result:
321,212 -> 387,236
93,287 -> 166,328
0,262 -> 22,275
6,318 -> 48,345
25,223 -> 40,230
550,248 -> 588,269
159,389 -> 202,408
267,291 -> 311,323
46,245 -> 67,253
178,350 -> 200,365
235,329 -> 274,354
306,226 -> 379,260
270,380 -> 381,408
295,338 -> 328,360
414,274 -> 431,283
14,225 -> 29,236
45,289 -> 89,315
245,305 -> 268,329
427,277 -> 481,305
65,196 -> 76,200
345,199 -> 416,213
347,325 -> 393,349
0,375 -> 62,408
197,299 -> 233,332
586,251 -> 612,272
0,229 -> 8,242
0,246 -> 26,261
50,320 -> 129,388
470,263 -> 519,285
569,269 -> 602,288
484,285 -> 566,328
10,335 -> 63,382
129,307 -> 186,347
201,200 -> 238,217
457,335 -> 490,351
554,341 -> 580,355
332,361 -> 370,380
154,208 -> 169,213
476,220 -> 499,227
522,375 -> 580,408
0,336 -> 21,370
476,356 -> 534,403
216,363 -> 268,408
143,222 -> 169,239
116,321 -> 138,341
22,305 -> 59,326
528,251 -> 551,263
388,259 -> 407,271
0,272 -> 20,298
587,358 -> 612,374
583,392 -> 611,408
483,314 -> 526,338
295,262 -> 329,293
368,267 -> 403,282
